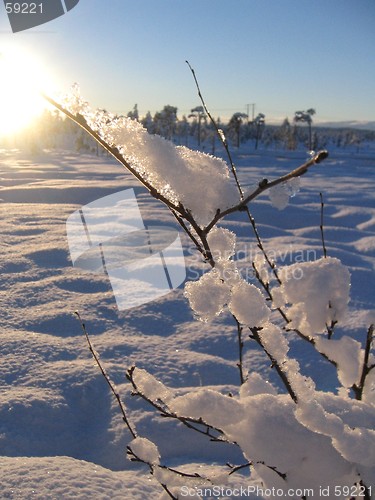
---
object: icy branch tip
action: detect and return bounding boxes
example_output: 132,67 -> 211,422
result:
314,150 -> 329,163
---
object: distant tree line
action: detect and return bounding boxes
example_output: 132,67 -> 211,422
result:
2,105 -> 374,155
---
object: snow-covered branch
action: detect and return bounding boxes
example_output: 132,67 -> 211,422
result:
47,81 -> 374,498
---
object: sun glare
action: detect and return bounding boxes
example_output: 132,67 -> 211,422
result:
0,48 -> 53,137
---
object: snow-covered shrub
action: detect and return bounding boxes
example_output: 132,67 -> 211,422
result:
47,83 -> 374,500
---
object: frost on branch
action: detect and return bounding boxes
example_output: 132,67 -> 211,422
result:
239,372 -> 277,397
63,86 -> 239,226
170,388 -> 244,428
295,393 -> 375,479
273,257 -> 350,336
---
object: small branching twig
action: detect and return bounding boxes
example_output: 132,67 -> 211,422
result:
227,460 -> 252,475
126,367 -> 227,442
78,314 -> 217,497
352,324 -> 375,400
246,206 -> 282,285
76,311 -> 137,439
227,460 -> 287,482
186,60 -> 285,286
126,447 -> 177,500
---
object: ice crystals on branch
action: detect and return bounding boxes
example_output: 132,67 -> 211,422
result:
269,177 -> 301,210
63,86 -> 239,227
62,83 -> 90,116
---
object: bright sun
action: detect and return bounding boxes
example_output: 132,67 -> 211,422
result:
0,47 -> 53,137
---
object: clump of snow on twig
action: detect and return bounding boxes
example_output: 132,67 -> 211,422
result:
129,437 -> 160,466
228,281 -> 270,327
273,257 -> 350,336
131,367 -> 174,404
184,270 -> 231,322
206,227 -> 236,261
315,336 -> 363,388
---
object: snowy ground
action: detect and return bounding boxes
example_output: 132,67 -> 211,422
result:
0,144 -> 374,498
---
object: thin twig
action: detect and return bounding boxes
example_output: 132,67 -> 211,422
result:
227,461 -> 252,475
186,61 -> 284,285
249,327 -> 298,403
227,460 -> 287,481
320,192 -> 327,258
353,324 -> 374,400
246,206 -> 282,285
186,61 -> 243,198
76,312 -> 137,439
78,314 -> 208,498
235,317 -> 245,384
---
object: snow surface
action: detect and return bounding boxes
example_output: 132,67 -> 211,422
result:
0,143 -> 374,498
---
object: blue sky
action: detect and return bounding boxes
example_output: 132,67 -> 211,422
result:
1,0 -> 374,123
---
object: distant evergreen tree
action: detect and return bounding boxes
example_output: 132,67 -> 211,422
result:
127,104 -> 139,121
141,111 -> 154,134
153,105 -> 177,140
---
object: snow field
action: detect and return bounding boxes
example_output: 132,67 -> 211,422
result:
0,142 -> 374,498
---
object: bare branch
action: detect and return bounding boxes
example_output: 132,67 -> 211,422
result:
186,60 -> 243,197
204,150 -> 329,233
